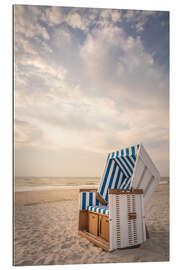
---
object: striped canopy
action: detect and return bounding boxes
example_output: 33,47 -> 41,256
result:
98,144 -> 140,202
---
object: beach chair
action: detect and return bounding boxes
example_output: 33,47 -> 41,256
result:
78,143 -> 160,251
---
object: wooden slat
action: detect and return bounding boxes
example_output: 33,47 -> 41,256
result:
88,212 -> 98,236
79,189 -> 97,192
79,210 -> 88,231
100,215 -> 109,242
118,244 -> 141,250
78,229 -> 141,251
78,230 -> 109,251
109,189 -> 143,195
137,165 -> 147,188
132,144 -> 160,206
144,175 -> 154,195
132,195 -> 137,244
96,192 -> 107,205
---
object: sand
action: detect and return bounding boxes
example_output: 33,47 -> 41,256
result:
14,188 -> 79,206
14,184 -> 169,265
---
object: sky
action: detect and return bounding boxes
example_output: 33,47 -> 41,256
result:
14,5 -> 169,177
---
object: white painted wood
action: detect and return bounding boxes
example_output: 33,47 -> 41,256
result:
109,192 -> 146,250
127,195 -> 134,247
109,194 -> 117,251
140,194 -> 146,241
119,195 -> 129,248
132,144 -> 160,205
130,157 -> 145,189
135,194 -> 146,244
135,195 -> 141,244
137,167 -> 152,191
140,144 -> 160,179
143,175 -> 159,205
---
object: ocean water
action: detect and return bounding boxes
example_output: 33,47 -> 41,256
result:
14,177 -> 100,192
14,176 -> 169,192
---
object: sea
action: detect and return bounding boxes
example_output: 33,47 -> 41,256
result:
14,176 -> 169,192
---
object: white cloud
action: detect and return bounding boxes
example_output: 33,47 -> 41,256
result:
124,10 -> 157,33
40,7 -> 122,33
14,5 -> 50,40
15,17 -> 168,154
40,7 -> 97,33
24,57 -> 67,81
66,12 -> 85,30
42,6 -> 64,26
112,10 -> 122,22
15,119 -> 43,146
78,22 -> 169,159
14,6 -> 169,176
52,26 -> 71,48
80,24 -> 168,104
80,25 -> 124,85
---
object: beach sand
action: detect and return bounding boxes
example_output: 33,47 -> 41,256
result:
14,184 -> 169,265
14,188 -> 79,206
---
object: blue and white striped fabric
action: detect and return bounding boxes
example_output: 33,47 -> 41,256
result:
87,205 -> 109,215
79,191 -> 100,210
98,144 -> 140,202
120,176 -> 132,189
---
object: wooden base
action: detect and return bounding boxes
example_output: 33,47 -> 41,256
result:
79,210 -> 88,231
78,230 -> 141,252
118,244 -> 141,250
78,230 -> 109,251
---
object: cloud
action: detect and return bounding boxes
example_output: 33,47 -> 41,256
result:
66,12 -> 85,30
40,7 -> 93,32
39,6 -> 122,34
124,10 -> 158,33
15,15 -> 169,146
52,26 -> 71,47
80,25 -> 124,86
14,6 -> 169,176
80,23 -> 168,107
14,5 -> 50,40
15,119 -> 43,146
42,6 -> 64,26
23,57 -> 67,81
111,10 -> 122,22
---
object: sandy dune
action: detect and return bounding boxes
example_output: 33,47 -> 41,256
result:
14,184 -> 169,265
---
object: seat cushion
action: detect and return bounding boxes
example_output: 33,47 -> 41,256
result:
87,205 -> 109,215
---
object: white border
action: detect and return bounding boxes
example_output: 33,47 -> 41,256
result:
10,0 -> 171,10
1,0 -> 179,269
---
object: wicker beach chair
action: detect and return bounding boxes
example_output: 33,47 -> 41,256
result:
78,144 -> 160,251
